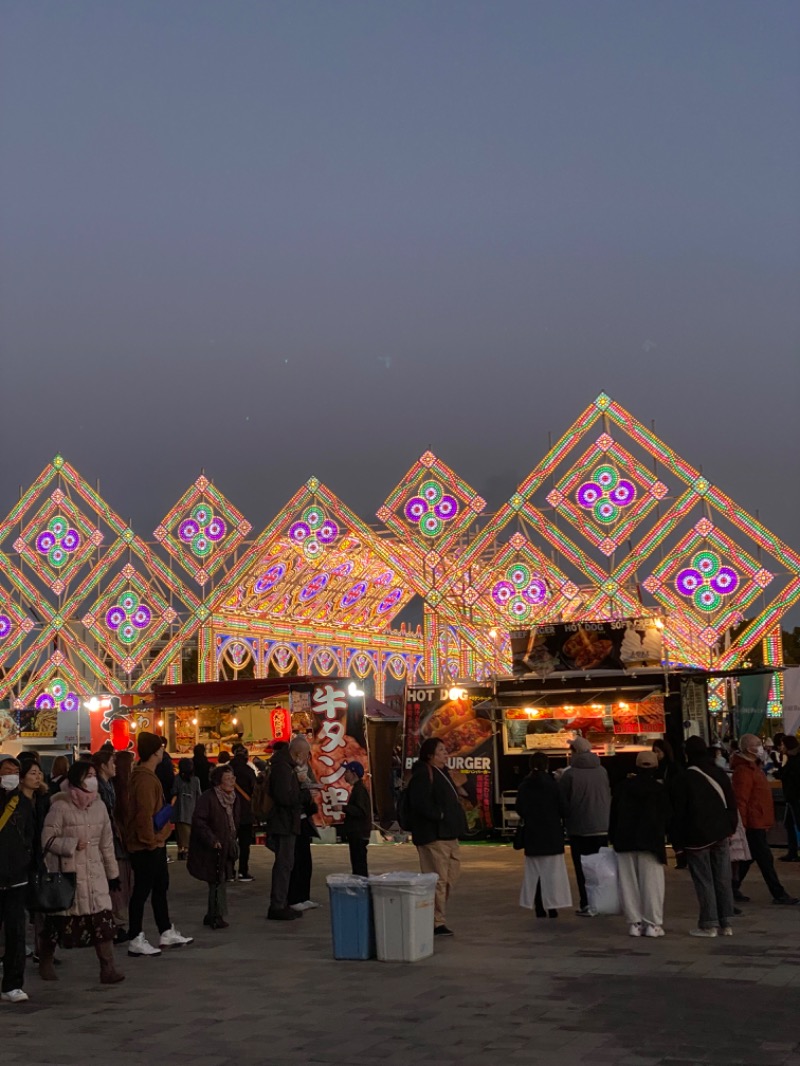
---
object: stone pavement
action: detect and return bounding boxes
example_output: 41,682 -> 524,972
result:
4,841 -> 800,1066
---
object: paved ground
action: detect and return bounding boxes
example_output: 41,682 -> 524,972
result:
4,841 -> 800,1066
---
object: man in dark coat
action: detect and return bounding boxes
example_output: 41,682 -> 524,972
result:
266,738 -> 304,920
0,756 -> 35,1002
515,753 -> 570,918
341,762 -> 372,877
230,744 -> 257,882
778,736 -> 800,863
155,745 -> 176,805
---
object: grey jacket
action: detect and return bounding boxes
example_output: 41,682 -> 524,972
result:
559,752 -> 611,836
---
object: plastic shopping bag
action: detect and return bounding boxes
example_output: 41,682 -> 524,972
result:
580,847 -> 621,915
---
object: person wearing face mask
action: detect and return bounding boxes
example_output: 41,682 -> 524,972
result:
731,734 -> 798,906
0,756 -> 35,1003
187,765 -> 241,929
39,760 -> 125,984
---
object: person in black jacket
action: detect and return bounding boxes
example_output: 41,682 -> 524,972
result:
155,745 -> 175,806
192,744 -> 211,793
341,762 -> 372,877
671,736 -> 738,938
266,738 -> 304,921
0,755 -> 36,1003
778,736 -> 800,863
406,738 -> 467,937
515,753 -> 571,918
230,744 -> 257,882
609,750 -> 670,938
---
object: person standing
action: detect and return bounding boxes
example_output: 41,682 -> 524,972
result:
124,732 -> 193,957
266,736 -> 305,920
0,756 -> 35,1003
515,753 -> 571,919
559,737 -> 611,916
155,745 -> 176,805
731,734 -> 798,905
92,749 -> 131,944
192,743 -> 211,792
610,750 -> 670,937
341,761 -> 372,877
230,744 -> 257,882
48,755 -> 70,795
778,736 -> 800,863
187,765 -> 241,929
406,738 -> 467,938
288,739 -> 321,912
172,759 -> 201,861
671,736 -> 738,937
110,749 -> 135,944
39,760 -> 124,985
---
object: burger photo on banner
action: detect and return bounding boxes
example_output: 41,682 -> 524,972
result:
403,686 -> 494,838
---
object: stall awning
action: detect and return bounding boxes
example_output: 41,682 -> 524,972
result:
147,676 -> 339,709
364,696 -> 403,722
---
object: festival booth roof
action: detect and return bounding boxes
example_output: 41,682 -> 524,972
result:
147,676 -> 334,709
364,696 -> 403,722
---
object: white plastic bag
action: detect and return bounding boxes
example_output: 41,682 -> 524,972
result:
580,847 -> 621,915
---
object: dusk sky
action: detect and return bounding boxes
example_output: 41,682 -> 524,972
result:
1,2 -> 798,587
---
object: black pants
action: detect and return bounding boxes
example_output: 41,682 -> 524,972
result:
569,834 -> 608,909
347,836 -> 369,877
129,847 -> 171,938
737,828 -> 786,900
784,805 -> 799,859
0,885 -> 27,992
287,833 -> 312,905
270,835 -> 297,911
237,824 -> 252,877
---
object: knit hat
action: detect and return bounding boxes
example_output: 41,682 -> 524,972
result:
136,731 -> 164,762
344,760 -> 365,779
0,755 -> 21,772
569,737 -> 591,754
636,750 -> 659,769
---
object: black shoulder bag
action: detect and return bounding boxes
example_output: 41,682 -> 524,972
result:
27,836 -> 77,913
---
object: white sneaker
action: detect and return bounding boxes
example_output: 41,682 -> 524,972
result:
127,933 -> 161,957
303,900 -> 320,910
644,925 -> 665,938
720,926 -> 733,936
689,927 -> 718,938
290,903 -> 306,912
159,926 -> 194,948
628,923 -> 642,937
1,989 -> 29,1003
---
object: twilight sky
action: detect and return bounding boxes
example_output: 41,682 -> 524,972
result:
1,2 -> 798,586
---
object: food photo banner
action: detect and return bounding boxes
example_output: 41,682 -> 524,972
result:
510,618 -> 664,676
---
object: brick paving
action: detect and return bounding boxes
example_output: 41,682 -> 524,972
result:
4,842 -> 800,1065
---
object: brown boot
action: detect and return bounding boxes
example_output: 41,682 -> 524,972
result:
38,939 -> 58,981
96,939 -> 125,985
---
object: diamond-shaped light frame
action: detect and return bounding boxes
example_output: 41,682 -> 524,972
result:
472,538 -> 578,627
13,491 -> 102,593
155,476 -> 251,584
82,565 -> 177,672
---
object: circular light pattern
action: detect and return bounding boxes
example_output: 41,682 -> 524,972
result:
178,503 -> 227,557
576,466 -> 636,524
60,693 -> 80,713
0,614 -> 11,641
35,514 -> 81,569
377,588 -> 403,614
35,677 -> 78,714
332,561 -> 354,578
341,581 -> 368,609
674,550 -> 740,613
522,579 -> 548,605
104,589 -> 154,645
299,572 -> 329,602
492,562 -> 550,617
254,563 -> 286,594
288,508 -> 339,560
35,693 -> 56,710
492,580 -> 515,606
403,478 -> 460,538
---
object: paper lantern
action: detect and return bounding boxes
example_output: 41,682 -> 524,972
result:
271,706 -> 291,742
110,717 -> 131,751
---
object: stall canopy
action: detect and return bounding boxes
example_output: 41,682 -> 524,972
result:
147,676 -> 324,709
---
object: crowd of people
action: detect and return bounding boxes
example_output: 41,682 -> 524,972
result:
510,732 -> 799,940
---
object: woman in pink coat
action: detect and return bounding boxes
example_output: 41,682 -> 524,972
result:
39,761 -> 124,984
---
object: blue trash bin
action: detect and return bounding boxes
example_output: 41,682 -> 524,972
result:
327,874 -> 374,960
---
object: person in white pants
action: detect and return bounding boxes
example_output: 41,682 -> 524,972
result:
609,750 -> 670,938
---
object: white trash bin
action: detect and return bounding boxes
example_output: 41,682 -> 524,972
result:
369,872 -> 438,962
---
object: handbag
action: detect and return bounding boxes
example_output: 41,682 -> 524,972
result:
513,821 -> 525,851
27,837 -> 76,914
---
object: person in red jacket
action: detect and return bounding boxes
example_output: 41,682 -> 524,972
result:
731,734 -> 798,905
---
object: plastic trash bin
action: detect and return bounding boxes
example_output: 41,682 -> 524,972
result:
326,874 -> 374,960
369,872 -> 438,962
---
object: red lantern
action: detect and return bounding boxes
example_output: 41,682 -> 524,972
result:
110,717 -> 131,751
270,706 -> 291,743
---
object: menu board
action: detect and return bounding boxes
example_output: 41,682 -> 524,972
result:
510,618 -> 664,676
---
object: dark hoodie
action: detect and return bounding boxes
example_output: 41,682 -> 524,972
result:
559,752 -> 611,836
610,769 -> 671,863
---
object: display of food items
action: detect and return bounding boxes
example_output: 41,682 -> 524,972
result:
562,629 -> 614,670
420,698 -> 474,739
436,718 -> 493,757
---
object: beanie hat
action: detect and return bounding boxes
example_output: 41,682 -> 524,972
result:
636,750 -> 659,769
344,760 -> 365,779
569,737 -> 591,754
137,731 -> 164,762
0,755 -> 21,773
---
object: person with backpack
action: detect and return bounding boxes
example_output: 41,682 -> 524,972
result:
406,738 -> 467,938
172,758 -> 201,861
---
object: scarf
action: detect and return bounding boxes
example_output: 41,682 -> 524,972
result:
214,786 -> 237,836
68,785 -> 97,811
